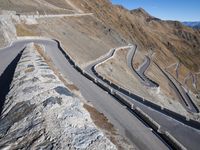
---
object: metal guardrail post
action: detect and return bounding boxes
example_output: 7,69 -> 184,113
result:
131,103 -> 134,110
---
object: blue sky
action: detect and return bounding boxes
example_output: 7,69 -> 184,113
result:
111,0 -> 200,21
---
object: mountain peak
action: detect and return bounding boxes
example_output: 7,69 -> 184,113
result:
130,7 -> 150,17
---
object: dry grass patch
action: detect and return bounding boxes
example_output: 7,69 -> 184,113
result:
66,84 -> 79,91
25,67 -> 35,73
84,104 -> 115,134
35,44 -> 79,92
16,24 -> 37,36
35,44 -> 51,62
84,104 -> 135,150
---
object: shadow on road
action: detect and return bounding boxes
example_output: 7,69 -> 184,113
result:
0,50 -> 23,116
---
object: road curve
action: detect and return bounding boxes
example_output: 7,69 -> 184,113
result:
84,44 -> 200,150
127,46 -> 159,88
164,63 -> 198,113
0,39 -> 169,150
84,45 -> 133,73
166,70 -> 199,113
128,46 -> 198,113
184,72 -> 196,90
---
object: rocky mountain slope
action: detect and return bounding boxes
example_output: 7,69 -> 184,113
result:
72,0 -> 200,72
70,0 -> 200,103
0,11 -> 17,47
0,0 -> 75,14
1,1 -> 199,79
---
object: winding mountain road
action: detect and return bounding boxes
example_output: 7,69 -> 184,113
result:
0,39 -> 169,150
85,44 -> 200,150
85,45 -> 133,73
127,46 -> 198,113
165,70 -> 199,113
18,13 -> 93,19
184,72 -> 196,90
165,62 -> 198,113
1,39 -> 200,149
127,46 -> 159,88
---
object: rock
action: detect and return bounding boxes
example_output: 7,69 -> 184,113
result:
0,101 -> 36,138
35,140 -> 54,150
43,97 -> 62,107
0,11 -> 17,48
0,43 -> 116,149
54,86 -> 72,96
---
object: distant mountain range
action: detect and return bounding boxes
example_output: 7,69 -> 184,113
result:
182,21 -> 200,29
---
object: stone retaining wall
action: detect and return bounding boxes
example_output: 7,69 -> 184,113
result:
0,43 -> 116,150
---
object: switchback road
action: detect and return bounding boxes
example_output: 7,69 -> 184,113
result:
0,39 -> 168,150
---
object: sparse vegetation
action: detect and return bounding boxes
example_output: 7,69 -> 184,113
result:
84,104 -> 134,150
25,67 -> 35,73
35,44 -> 79,92
16,24 -> 37,36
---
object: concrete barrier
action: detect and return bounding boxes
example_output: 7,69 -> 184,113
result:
96,80 -> 111,92
110,83 -> 119,89
143,99 -> 162,110
131,103 -> 135,110
186,116 -> 190,121
84,72 -> 95,81
113,93 -> 132,108
75,64 -> 82,73
163,107 -> 200,129
135,107 -> 161,131
162,131 -> 187,150
110,88 -> 114,95
90,76 -> 96,83
133,106 -> 187,150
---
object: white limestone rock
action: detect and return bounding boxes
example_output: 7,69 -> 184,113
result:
0,43 -> 116,150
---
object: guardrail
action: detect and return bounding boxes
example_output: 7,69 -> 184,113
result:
54,39 -> 188,149
135,106 -> 161,131
92,64 -> 200,130
111,92 -> 186,149
161,131 -> 187,150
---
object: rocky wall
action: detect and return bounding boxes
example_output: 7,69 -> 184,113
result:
0,43 -> 116,150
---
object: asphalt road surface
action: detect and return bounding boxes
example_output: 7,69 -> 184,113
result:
127,46 -> 198,113
1,39 -> 200,149
0,39 -> 169,150
127,46 -> 158,88
156,63 -> 199,113
85,44 -> 200,150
